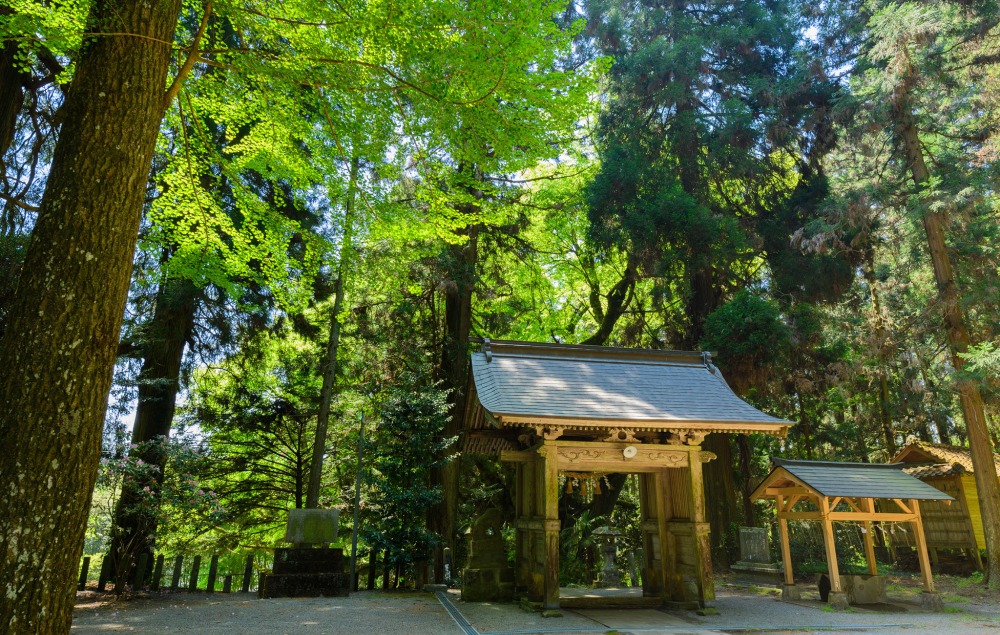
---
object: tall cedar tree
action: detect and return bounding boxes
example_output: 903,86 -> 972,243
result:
0,0 -> 184,631
584,0 -> 834,562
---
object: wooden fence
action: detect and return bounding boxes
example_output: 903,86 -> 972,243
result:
79,548 -> 411,594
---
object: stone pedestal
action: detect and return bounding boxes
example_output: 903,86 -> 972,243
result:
259,547 -> 350,598
827,591 -> 849,610
841,574 -> 886,604
781,584 -> 801,601
462,509 -> 514,602
920,591 -> 944,612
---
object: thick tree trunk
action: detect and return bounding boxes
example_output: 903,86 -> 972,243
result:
0,0 -> 182,631
306,156 -> 360,509
432,222 -> 479,580
108,276 -> 197,586
894,78 -> 1000,587
0,8 -> 28,160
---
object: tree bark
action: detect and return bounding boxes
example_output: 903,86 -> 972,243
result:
432,219 -> 480,580
0,6 -> 28,160
307,156 -> 360,509
108,276 -> 197,585
893,73 -> 1000,587
0,0 -> 183,631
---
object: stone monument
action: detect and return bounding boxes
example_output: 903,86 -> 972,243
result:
462,509 -> 514,602
259,508 -> 351,598
731,527 -> 782,581
592,526 -> 622,587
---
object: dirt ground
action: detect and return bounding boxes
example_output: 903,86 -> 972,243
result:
70,573 -> 1000,635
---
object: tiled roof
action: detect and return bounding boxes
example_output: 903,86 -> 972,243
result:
469,339 -> 792,430
901,463 -> 961,479
769,458 -> 954,501
892,441 -> 1000,476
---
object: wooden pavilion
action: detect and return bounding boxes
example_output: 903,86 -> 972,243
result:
461,339 -> 792,611
890,439 -> 1000,569
751,458 -> 953,609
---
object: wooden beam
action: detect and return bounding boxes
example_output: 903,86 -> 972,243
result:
763,486 -> 813,497
500,450 -> 536,463
911,499 -> 935,593
892,499 -> 913,514
777,494 -> 794,586
778,511 -> 917,523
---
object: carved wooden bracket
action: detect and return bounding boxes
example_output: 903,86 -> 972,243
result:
603,427 -> 638,443
534,425 -> 565,440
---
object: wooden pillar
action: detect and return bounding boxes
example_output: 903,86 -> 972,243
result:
688,451 -> 714,607
819,497 -> 841,593
862,498 -> 878,576
540,442 -> 560,610
638,473 -> 660,598
776,495 -> 794,586
911,499 -> 935,593
655,470 -> 675,604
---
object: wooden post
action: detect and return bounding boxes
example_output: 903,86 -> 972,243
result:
819,497 -> 842,593
170,555 -> 183,590
134,553 -> 149,590
382,548 -> 391,590
98,555 -> 112,591
540,442 -> 560,610
223,574 -> 233,593
242,554 -> 254,593
206,555 -> 218,592
189,555 -> 202,591
688,452 -> 715,608
862,498 -> 878,576
911,499 -> 935,593
78,556 -> 91,591
367,550 -> 377,590
776,495 -> 794,586
151,554 -> 164,591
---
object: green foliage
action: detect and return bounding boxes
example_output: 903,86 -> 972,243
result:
362,376 -> 453,567
702,291 -> 791,394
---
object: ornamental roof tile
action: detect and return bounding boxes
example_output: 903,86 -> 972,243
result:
469,339 -> 791,432
757,458 -> 954,501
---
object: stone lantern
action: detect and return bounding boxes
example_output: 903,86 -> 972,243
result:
592,526 -> 622,588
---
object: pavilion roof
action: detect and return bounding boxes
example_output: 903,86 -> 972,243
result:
892,440 -> 1000,477
467,339 -> 791,435
752,458 -> 954,502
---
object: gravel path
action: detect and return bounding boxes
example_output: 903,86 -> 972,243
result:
71,591 -> 459,634
71,586 -> 1000,635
